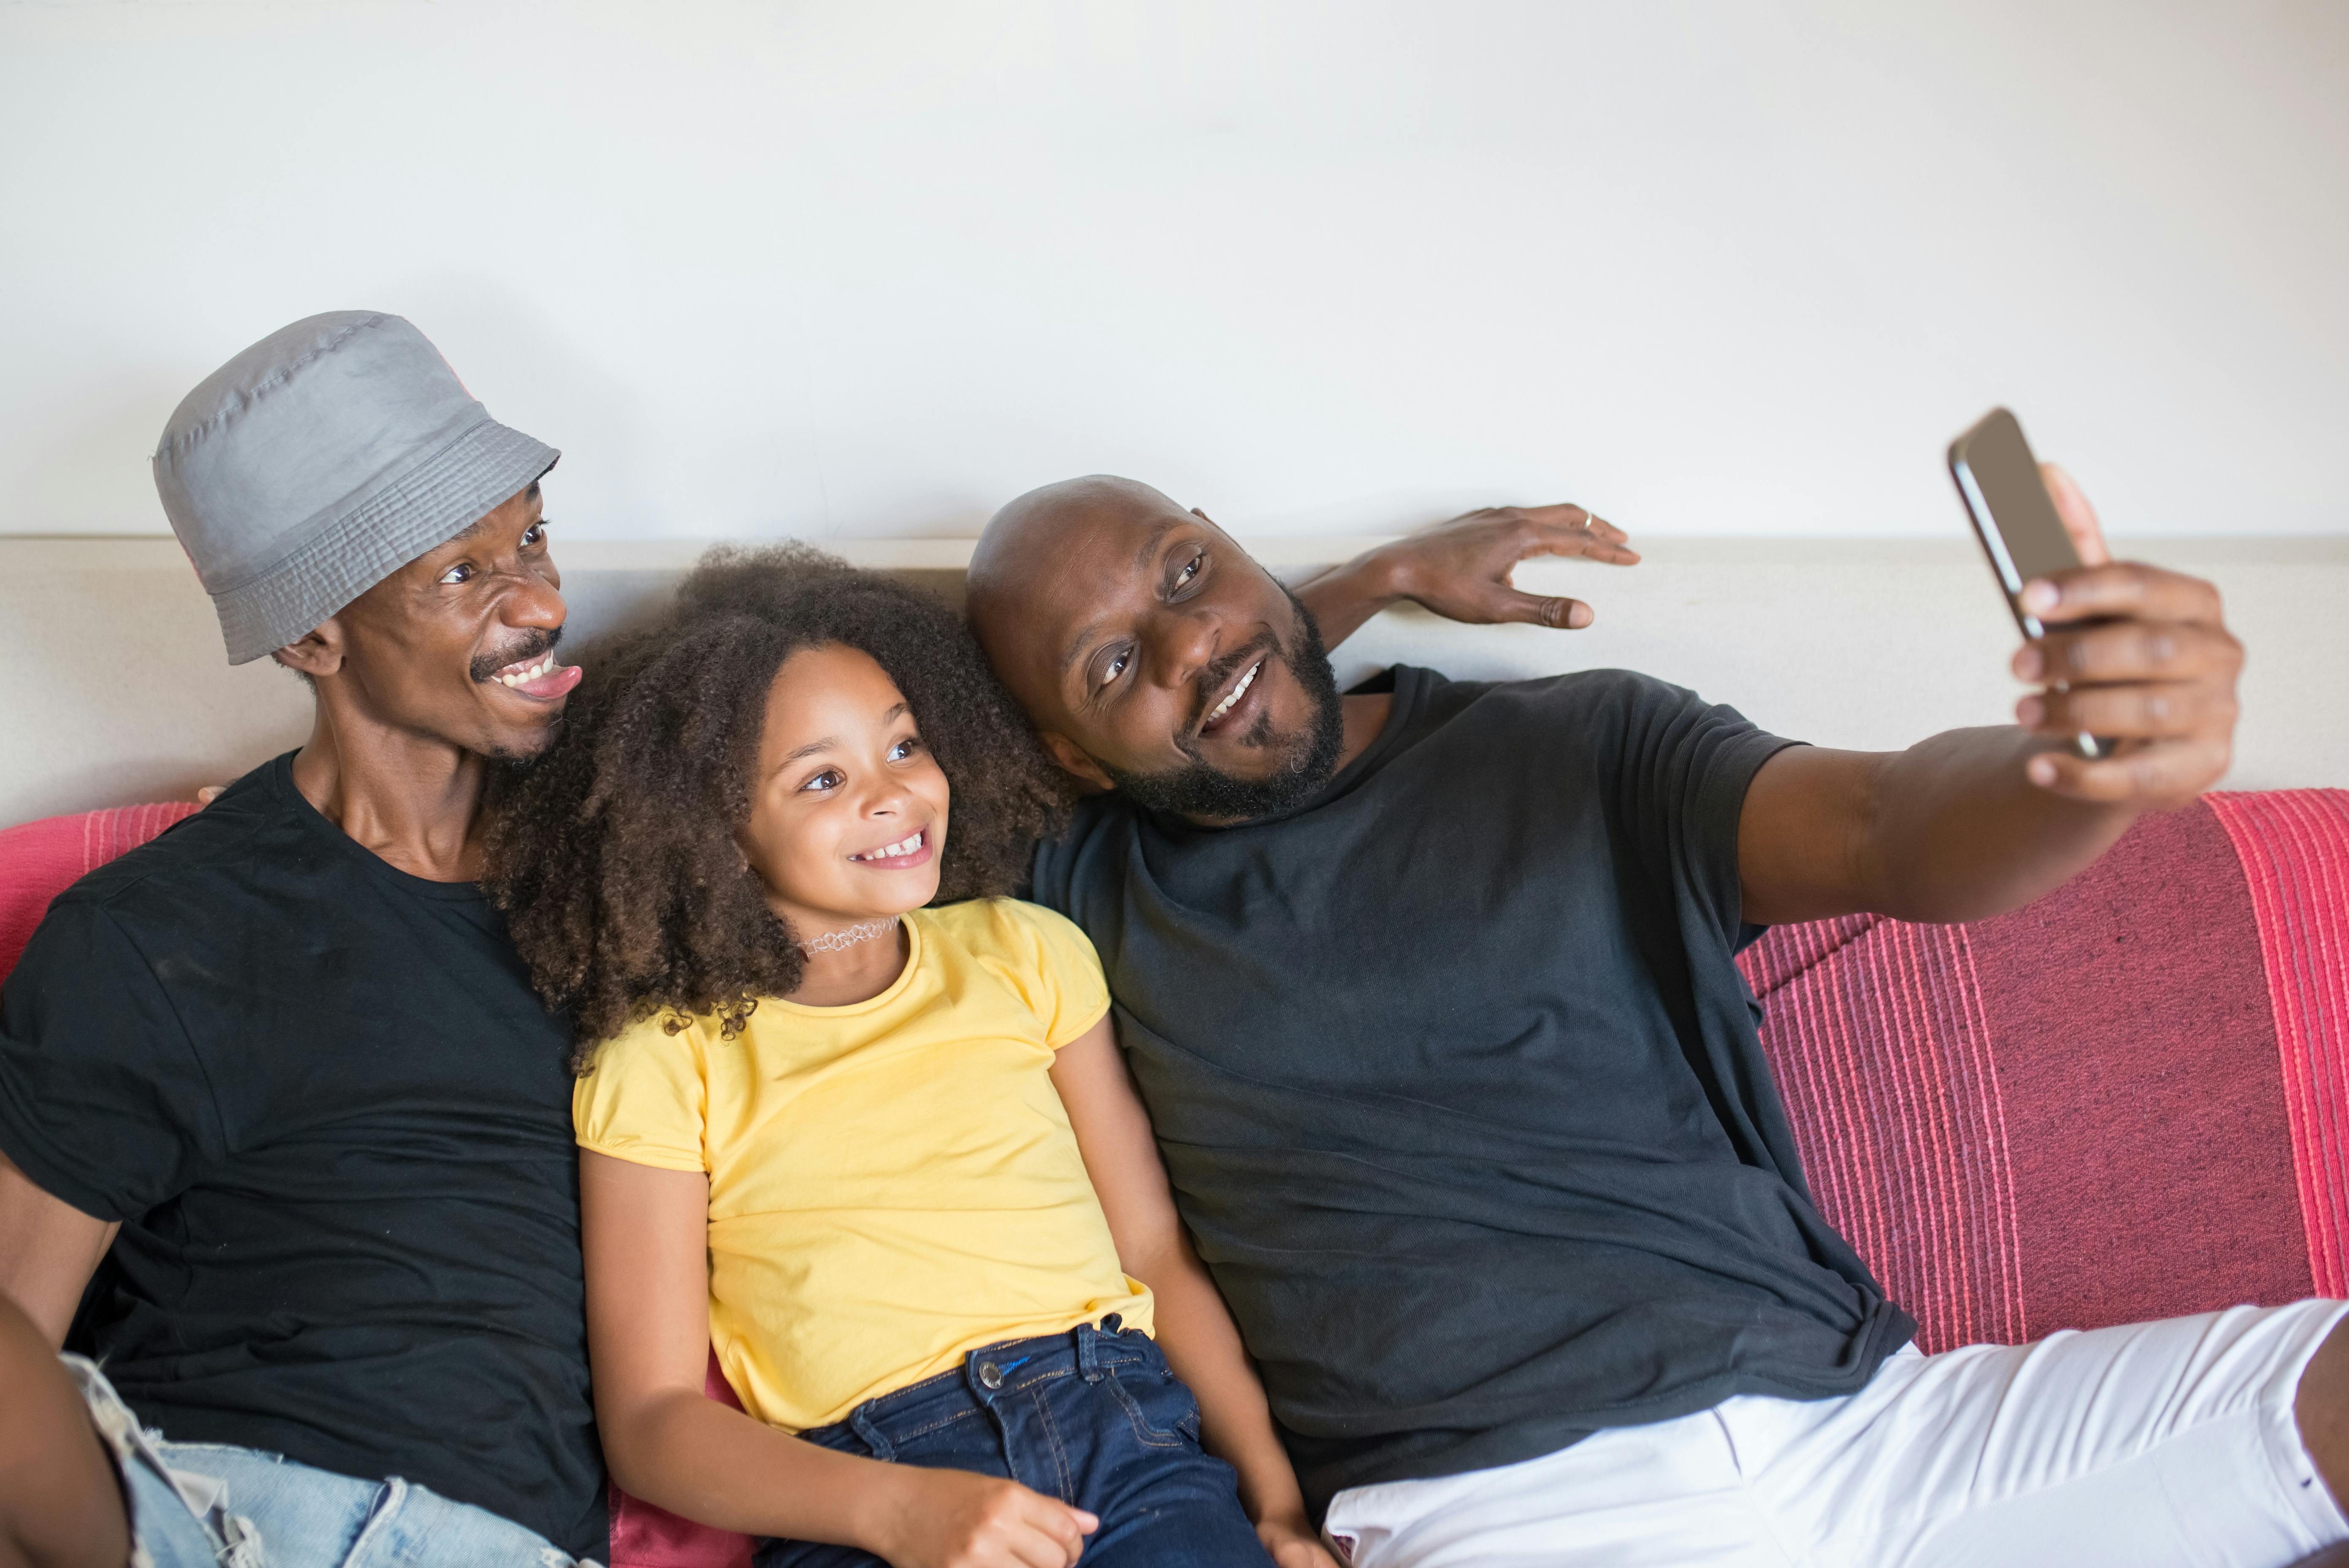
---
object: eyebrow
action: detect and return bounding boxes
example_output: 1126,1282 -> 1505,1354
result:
1132,516 -> 1182,573
1058,519 -> 1188,676
1059,619 -> 1104,677
774,703 -> 910,767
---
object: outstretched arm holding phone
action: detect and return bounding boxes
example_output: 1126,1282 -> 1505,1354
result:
1285,462 -> 2242,932
1735,462 -> 2243,927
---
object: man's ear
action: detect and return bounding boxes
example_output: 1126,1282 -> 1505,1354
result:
1038,730 -> 1117,795
271,618 -> 346,681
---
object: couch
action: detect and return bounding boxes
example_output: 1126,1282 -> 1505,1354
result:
3,788 -> 2343,1566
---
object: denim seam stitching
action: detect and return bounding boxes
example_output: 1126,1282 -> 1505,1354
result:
1003,1365 -> 1076,1395
1034,1387 -> 1076,1502
1101,1371 -> 1191,1451
879,1404 -> 986,1445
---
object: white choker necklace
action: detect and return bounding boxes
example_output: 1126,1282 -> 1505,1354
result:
801,916 -> 902,954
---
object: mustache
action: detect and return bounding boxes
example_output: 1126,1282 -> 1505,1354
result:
469,625 -> 564,684
1188,632 -> 1279,737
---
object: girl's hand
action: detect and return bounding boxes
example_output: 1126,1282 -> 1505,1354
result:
865,1466 -> 1097,1568
1258,1514 -> 1343,1568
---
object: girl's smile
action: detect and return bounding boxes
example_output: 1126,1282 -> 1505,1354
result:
847,826 -> 934,870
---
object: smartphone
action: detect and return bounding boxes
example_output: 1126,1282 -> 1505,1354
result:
1947,407 -> 2109,760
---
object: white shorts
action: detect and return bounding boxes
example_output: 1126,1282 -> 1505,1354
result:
1323,1300 -> 2349,1568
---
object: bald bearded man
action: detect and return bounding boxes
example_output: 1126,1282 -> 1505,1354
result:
963,476 -> 2349,1568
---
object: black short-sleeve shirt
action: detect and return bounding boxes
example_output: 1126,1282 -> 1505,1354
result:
1028,666 -> 1914,1514
0,754 -> 605,1558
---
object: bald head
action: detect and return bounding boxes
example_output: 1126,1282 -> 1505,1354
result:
967,475 -> 1188,623
963,473 -> 1345,824
965,474 -> 1211,709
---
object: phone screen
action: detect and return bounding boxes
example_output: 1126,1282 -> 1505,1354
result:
1948,407 -> 2081,627
1948,407 -> 2107,758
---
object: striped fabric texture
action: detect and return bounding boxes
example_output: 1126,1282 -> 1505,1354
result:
1739,916 -> 2030,1349
1740,790 -> 2349,1353
2,792 -> 2341,1568
2208,790 -> 2349,1298
0,801 -> 200,980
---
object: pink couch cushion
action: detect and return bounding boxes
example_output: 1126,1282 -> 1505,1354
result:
1738,790 -> 2349,1352
0,803 -> 199,981
0,802 -> 758,1566
9,792 -> 2341,1566
2211,791 -> 2349,1296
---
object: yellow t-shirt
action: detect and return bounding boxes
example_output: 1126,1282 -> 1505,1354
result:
573,898 -> 1152,1433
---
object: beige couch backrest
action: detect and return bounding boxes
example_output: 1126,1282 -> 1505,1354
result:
5,535 -> 2342,826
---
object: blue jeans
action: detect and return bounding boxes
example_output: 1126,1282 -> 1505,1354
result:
757,1318 -> 1271,1568
63,1354 -> 595,1568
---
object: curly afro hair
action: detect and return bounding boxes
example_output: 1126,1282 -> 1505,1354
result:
484,543 -> 1069,1068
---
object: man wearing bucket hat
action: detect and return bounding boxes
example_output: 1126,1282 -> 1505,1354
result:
0,314 -> 605,1565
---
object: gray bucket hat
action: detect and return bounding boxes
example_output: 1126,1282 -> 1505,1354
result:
153,311 -> 560,664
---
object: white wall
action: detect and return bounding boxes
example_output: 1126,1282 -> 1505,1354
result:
3,0 -> 2345,544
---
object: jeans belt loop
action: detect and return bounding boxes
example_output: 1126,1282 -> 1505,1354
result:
848,1402 -> 896,1461
1076,1319 -> 1107,1383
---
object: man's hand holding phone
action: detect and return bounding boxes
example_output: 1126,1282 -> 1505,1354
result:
2009,463 -> 2243,807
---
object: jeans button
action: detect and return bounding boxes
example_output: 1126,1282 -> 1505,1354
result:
976,1361 -> 1004,1391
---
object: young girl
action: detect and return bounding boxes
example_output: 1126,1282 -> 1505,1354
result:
489,546 -> 1334,1568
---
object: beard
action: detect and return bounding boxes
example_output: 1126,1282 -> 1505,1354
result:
1101,585 -> 1347,823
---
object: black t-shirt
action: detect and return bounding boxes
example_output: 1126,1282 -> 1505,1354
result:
0,754 -> 605,1557
1028,666 -> 1915,1513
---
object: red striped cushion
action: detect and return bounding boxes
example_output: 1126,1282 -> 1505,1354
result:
2209,790 -> 2349,1295
1740,791 -> 2349,1352
0,803 -> 200,983
0,803 -> 753,1566
11,793 -> 2341,1563
1740,914 -> 2037,1346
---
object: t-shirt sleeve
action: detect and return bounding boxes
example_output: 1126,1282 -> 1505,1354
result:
976,900 -> 1112,1049
1602,673 -> 1802,947
572,1018 -> 711,1173
0,900 -> 228,1222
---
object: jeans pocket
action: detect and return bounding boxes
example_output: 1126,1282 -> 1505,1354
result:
1103,1366 -> 1203,1450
